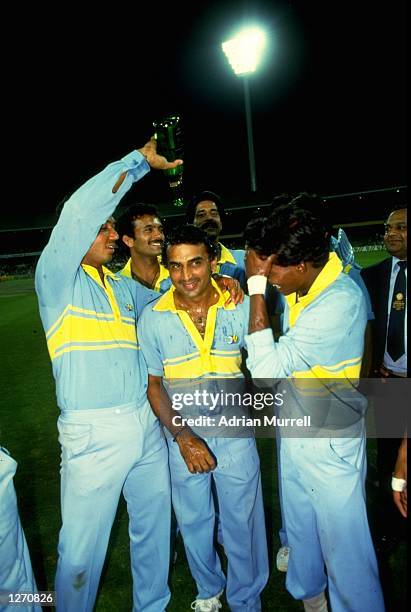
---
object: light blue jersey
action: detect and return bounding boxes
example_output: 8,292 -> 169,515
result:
245,252 -> 384,612
34,151 -> 172,612
119,257 -> 172,294
138,281 -> 249,380
35,151 -> 157,411
217,243 -> 246,288
138,282 -> 269,610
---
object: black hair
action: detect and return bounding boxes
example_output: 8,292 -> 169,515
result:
387,203 -> 407,216
185,190 -> 226,224
243,216 -> 269,251
268,193 -> 293,213
289,192 -> 332,235
161,224 -> 218,267
244,204 -> 329,268
115,203 -> 161,241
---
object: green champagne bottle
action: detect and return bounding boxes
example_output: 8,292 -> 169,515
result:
153,115 -> 184,207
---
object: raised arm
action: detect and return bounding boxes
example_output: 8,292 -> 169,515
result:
35,139 -> 182,308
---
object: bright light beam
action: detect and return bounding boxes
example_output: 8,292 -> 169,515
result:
222,27 -> 267,75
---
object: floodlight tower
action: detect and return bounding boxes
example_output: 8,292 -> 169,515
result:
222,27 -> 266,192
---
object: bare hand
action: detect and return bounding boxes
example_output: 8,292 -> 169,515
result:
138,137 -> 183,171
393,436 -> 407,517
214,275 -> 244,305
393,488 -> 407,518
176,430 -> 216,473
245,249 -> 275,279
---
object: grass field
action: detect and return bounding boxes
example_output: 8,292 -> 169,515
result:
0,249 -> 406,611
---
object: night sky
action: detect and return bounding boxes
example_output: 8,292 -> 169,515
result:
6,0 -> 406,225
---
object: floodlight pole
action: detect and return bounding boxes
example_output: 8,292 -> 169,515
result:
242,75 -> 257,192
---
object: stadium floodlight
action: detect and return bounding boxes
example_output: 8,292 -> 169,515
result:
222,27 -> 267,192
222,27 -> 267,76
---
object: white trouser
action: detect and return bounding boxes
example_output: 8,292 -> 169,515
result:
55,402 -> 171,612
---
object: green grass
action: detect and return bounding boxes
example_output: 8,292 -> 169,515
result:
354,249 -> 388,268
0,265 -> 405,611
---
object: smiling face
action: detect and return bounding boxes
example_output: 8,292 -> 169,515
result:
384,209 -> 407,260
82,218 -> 118,268
193,200 -> 223,239
167,243 -> 216,301
122,214 -> 165,258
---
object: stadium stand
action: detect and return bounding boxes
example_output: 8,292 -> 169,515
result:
0,186 -> 406,279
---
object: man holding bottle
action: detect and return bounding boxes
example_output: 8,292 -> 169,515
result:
35,139 -> 181,612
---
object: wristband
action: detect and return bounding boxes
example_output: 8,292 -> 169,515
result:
391,476 -> 407,492
247,275 -> 268,296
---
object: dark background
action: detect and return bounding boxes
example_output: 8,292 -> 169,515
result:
4,0 -> 407,227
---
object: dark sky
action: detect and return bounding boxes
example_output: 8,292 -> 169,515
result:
7,0 -> 406,224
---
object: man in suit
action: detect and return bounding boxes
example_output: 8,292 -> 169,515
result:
361,206 -> 407,556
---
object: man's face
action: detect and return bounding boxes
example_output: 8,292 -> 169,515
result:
123,214 -> 165,257
384,209 -> 407,260
167,243 -> 216,301
82,218 -> 118,268
193,200 -> 223,239
267,257 -> 305,296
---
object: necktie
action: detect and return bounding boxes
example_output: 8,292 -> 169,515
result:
386,260 -> 407,362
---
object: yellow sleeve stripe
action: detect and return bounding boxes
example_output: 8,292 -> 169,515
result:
291,363 -> 362,379
53,342 -> 139,360
47,307 -> 135,340
318,356 -> 362,372
47,314 -> 137,359
46,304 -> 73,338
46,304 -> 116,338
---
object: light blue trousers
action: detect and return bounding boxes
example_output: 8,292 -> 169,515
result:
280,434 -> 385,611
55,403 -> 171,612
168,436 -> 269,612
0,448 -> 41,612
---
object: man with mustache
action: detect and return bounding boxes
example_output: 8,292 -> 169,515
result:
185,191 -> 247,288
116,203 -> 172,291
117,202 -> 245,299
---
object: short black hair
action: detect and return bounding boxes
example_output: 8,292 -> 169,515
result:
185,191 -> 226,224
268,193 -> 293,213
116,203 -> 161,241
244,204 -> 330,268
387,203 -> 407,216
162,224 -> 218,267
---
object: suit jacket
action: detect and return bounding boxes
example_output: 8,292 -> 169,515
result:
361,256 -> 393,372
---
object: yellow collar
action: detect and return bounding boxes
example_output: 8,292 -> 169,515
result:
121,257 -> 170,291
153,278 -> 235,313
218,243 -> 237,265
285,252 -> 343,327
81,264 -> 120,284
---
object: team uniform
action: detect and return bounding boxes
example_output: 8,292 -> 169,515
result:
120,258 -> 172,293
138,283 -> 269,612
0,448 -> 41,612
216,243 -> 246,288
35,151 -> 171,612
245,253 -> 384,612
